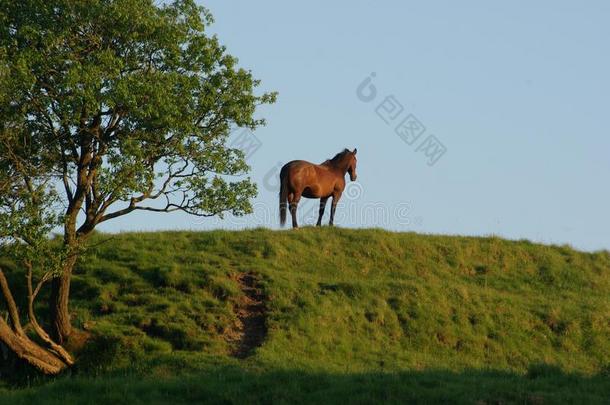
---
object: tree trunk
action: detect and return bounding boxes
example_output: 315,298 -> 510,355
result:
0,267 -> 72,375
0,311 -> 67,375
49,256 -> 76,344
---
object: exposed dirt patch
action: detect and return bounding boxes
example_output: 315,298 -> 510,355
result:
227,272 -> 268,359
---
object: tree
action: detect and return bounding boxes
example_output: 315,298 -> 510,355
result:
0,0 -> 275,374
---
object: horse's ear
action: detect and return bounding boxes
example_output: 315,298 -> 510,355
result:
353,148 -> 357,155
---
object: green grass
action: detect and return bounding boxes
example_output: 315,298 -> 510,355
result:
2,367 -> 609,404
1,228 -> 609,403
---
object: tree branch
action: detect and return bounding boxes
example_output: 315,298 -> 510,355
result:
25,262 -> 74,366
0,268 -> 25,337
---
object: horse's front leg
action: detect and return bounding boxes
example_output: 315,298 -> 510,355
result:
289,192 -> 301,229
316,197 -> 329,226
329,192 -> 342,226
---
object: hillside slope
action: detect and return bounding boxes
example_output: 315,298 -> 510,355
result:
1,229 -> 609,403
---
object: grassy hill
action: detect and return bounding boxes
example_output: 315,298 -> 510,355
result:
1,228 -> 609,403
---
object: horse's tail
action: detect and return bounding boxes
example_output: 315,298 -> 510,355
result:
279,166 -> 289,227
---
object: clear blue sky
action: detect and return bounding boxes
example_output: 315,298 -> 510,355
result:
100,0 -> 610,252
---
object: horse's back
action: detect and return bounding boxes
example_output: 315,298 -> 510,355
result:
281,160 -> 340,198
282,160 -> 315,170
282,160 -> 316,180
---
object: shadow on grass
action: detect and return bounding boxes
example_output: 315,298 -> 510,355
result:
0,363 -> 608,404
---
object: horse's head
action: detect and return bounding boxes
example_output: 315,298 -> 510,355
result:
347,148 -> 358,181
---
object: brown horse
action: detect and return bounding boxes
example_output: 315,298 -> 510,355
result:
279,148 -> 358,228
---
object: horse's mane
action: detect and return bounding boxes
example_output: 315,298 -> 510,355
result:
322,148 -> 351,166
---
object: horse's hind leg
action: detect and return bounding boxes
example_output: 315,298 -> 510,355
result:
289,192 -> 301,229
316,197 -> 329,226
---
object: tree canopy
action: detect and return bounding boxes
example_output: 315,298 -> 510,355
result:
0,0 -> 275,243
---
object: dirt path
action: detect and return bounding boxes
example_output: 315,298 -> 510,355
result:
229,272 -> 268,359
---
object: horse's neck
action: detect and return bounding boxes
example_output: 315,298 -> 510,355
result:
324,159 -> 349,175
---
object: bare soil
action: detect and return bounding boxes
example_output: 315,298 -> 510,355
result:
228,272 -> 268,359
